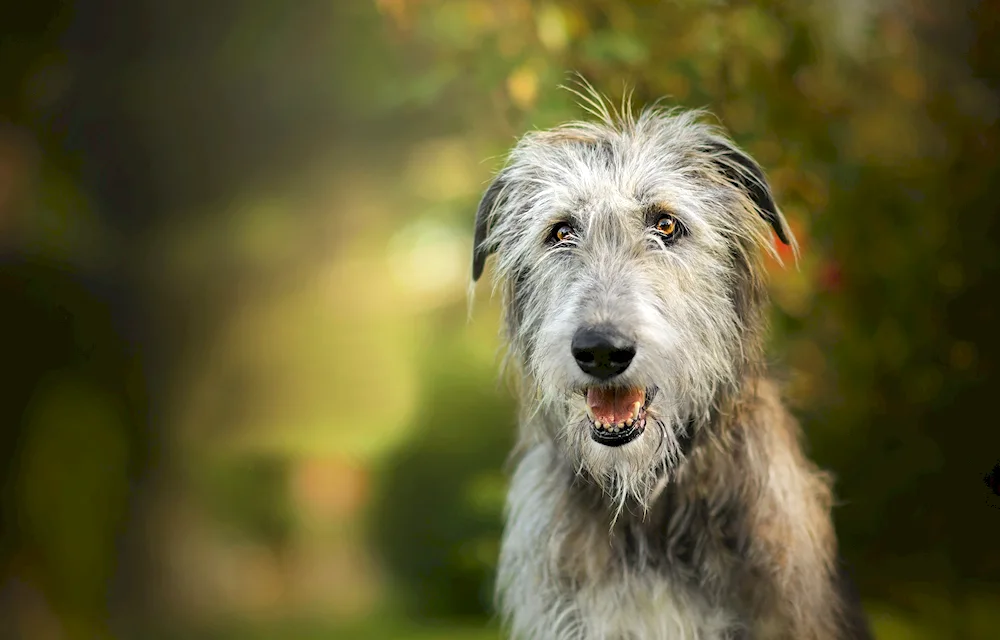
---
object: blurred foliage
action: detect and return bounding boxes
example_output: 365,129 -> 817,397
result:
194,456 -> 296,550
371,317 -> 515,619
1,0 -> 999,639
145,618 -> 499,640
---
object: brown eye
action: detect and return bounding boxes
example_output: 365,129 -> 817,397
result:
654,214 -> 680,239
548,222 -> 576,245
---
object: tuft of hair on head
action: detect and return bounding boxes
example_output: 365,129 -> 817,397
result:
558,72 -> 617,126
556,72 -> 646,133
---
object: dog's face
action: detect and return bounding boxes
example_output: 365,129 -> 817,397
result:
472,107 -> 793,505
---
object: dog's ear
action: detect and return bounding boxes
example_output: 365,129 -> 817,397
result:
472,175 -> 507,281
703,140 -> 793,246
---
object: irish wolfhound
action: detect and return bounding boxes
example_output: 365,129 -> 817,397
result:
470,88 -> 870,639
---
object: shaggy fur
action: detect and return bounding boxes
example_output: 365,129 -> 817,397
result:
470,86 -> 870,639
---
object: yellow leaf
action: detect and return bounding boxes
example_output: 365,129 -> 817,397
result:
537,4 -> 569,52
507,66 -> 539,110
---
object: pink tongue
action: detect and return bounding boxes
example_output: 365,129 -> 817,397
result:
587,387 -> 644,424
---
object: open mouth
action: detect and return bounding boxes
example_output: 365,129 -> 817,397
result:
585,386 -> 654,447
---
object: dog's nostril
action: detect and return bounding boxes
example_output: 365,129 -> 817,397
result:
571,327 -> 636,380
609,347 -> 636,365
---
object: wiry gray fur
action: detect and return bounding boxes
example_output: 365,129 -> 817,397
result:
471,84 -> 870,640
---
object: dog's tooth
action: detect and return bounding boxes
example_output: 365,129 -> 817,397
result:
626,418 -> 633,426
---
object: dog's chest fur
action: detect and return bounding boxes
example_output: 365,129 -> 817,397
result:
567,571 -> 738,640
498,444 -> 758,640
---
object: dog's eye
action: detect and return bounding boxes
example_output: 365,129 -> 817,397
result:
547,222 -> 576,245
653,214 -> 680,240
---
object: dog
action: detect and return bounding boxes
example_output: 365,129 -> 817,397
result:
469,87 -> 871,639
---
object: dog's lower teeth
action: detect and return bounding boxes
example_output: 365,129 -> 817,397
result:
588,407 -> 651,441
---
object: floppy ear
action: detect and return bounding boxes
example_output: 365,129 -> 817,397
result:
704,140 -> 793,246
471,175 -> 507,281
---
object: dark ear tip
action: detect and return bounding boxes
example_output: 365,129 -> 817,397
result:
472,252 -> 486,281
771,218 -> 792,246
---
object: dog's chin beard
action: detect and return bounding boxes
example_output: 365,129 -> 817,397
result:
556,394 -> 693,519
579,452 -> 669,522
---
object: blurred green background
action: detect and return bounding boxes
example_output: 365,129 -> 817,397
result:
1,1 -> 999,638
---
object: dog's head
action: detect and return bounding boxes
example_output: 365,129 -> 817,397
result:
471,101 -> 794,506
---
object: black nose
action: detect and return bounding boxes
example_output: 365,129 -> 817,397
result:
571,326 -> 636,380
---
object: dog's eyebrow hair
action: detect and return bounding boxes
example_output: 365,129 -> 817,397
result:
543,212 -> 583,232
642,202 -> 677,215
